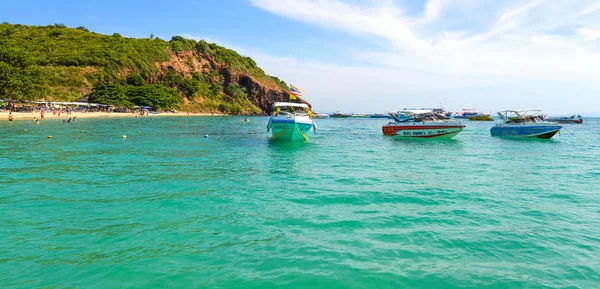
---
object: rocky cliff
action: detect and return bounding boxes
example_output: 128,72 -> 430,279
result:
0,23 -> 309,114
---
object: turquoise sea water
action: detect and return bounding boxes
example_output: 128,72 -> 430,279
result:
1,116 -> 600,288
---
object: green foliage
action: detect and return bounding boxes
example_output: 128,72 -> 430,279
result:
128,85 -> 181,110
127,72 -> 146,86
224,83 -> 247,99
87,83 -> 132,107
0,47 -> 48,100
0,23 -> 170,74
42,66 -> 89,88
88,83 -> 181,110
270,76 -> 289,91
0,23 -> 289,113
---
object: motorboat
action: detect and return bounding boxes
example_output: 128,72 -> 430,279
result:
330,112 -> 351,118
467,114 -> 493,121
382,110 -> 466,139
351,113 -> 367,117
267,102 -> 317,142
490,110 -> 561,139
545,115 -> 583,124
454,108 -> 479,119
313,112 -> 329,119
422,108 -> 451,120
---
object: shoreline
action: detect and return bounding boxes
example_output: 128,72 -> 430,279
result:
0,111 -> 234,121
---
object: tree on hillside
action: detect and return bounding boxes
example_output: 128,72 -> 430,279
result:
224,83 -> 247,99
0,48 -> 48,100
126,72 -> 146,86
87,83 -> 132,107
128,85 -> 181,110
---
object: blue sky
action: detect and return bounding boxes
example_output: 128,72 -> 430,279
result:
3,0 -> 600,115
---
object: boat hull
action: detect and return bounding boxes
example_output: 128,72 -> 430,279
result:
546,119 -> 582,124
467,116 -> 493,121
382,124 -> 465,139
269,118 -> 313,142
490,124 -> 562,139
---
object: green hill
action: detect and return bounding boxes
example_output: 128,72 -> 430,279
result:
0,22 -> 299,114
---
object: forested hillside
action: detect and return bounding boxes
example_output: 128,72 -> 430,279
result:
0,23 -> 299,114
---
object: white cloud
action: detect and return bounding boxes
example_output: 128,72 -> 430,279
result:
247,0 -> 600,114
251,0 -> 429,50
577,27 -> 600,41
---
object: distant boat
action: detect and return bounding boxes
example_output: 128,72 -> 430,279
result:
351,113 -> 367,117
454,108 -> 479,119
467,114 -> 494,121
490,110 -> 561,139
267,102 -> 317,142
545,115 -> 583,124
422,108 -> 452,120
369,113 -> 392,119
330,112 -> 351,118
313,113 -> 329,119
382,110 -> 466,139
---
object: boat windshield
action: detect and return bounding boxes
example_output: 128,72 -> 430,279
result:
390,110 -> 437,122
273,105 -> 309,116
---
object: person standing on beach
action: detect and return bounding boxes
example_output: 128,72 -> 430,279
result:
41,109 -> 45,119
8,111 -> 13,121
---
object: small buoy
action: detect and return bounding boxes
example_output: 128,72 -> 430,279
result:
354,132 -> 358,135
204,135 -> 209,138
122,135 -> 127,139
47,136 -> 53,139
81,130 -> 85,133
193,132 -> 198,135
23,129 -> 28,133
249,132 -> 254,135
137,130 -> 141,133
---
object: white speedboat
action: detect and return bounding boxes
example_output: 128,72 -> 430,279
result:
490,110 -> 562,139
313,112 -> 329,119
382,110 -> 465,139
267,102 -> 317,142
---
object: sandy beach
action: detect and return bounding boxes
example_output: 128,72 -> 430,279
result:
0,111 -> 225,121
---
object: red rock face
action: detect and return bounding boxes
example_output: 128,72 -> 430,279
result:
153,51 -> 310,115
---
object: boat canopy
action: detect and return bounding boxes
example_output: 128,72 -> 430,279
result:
273,102 -> 309,108
496,109 -> 544,123
391,109 -> 434,116
497,109 -> 542,117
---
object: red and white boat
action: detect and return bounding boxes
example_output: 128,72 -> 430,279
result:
382,110 -> 466,139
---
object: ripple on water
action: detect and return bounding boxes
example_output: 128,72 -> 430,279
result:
1,117 -> 600,288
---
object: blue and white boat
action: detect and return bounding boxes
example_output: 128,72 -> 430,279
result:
545,115 -> 583,124
490,110 -> 562,139
267,102 -> 317,142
